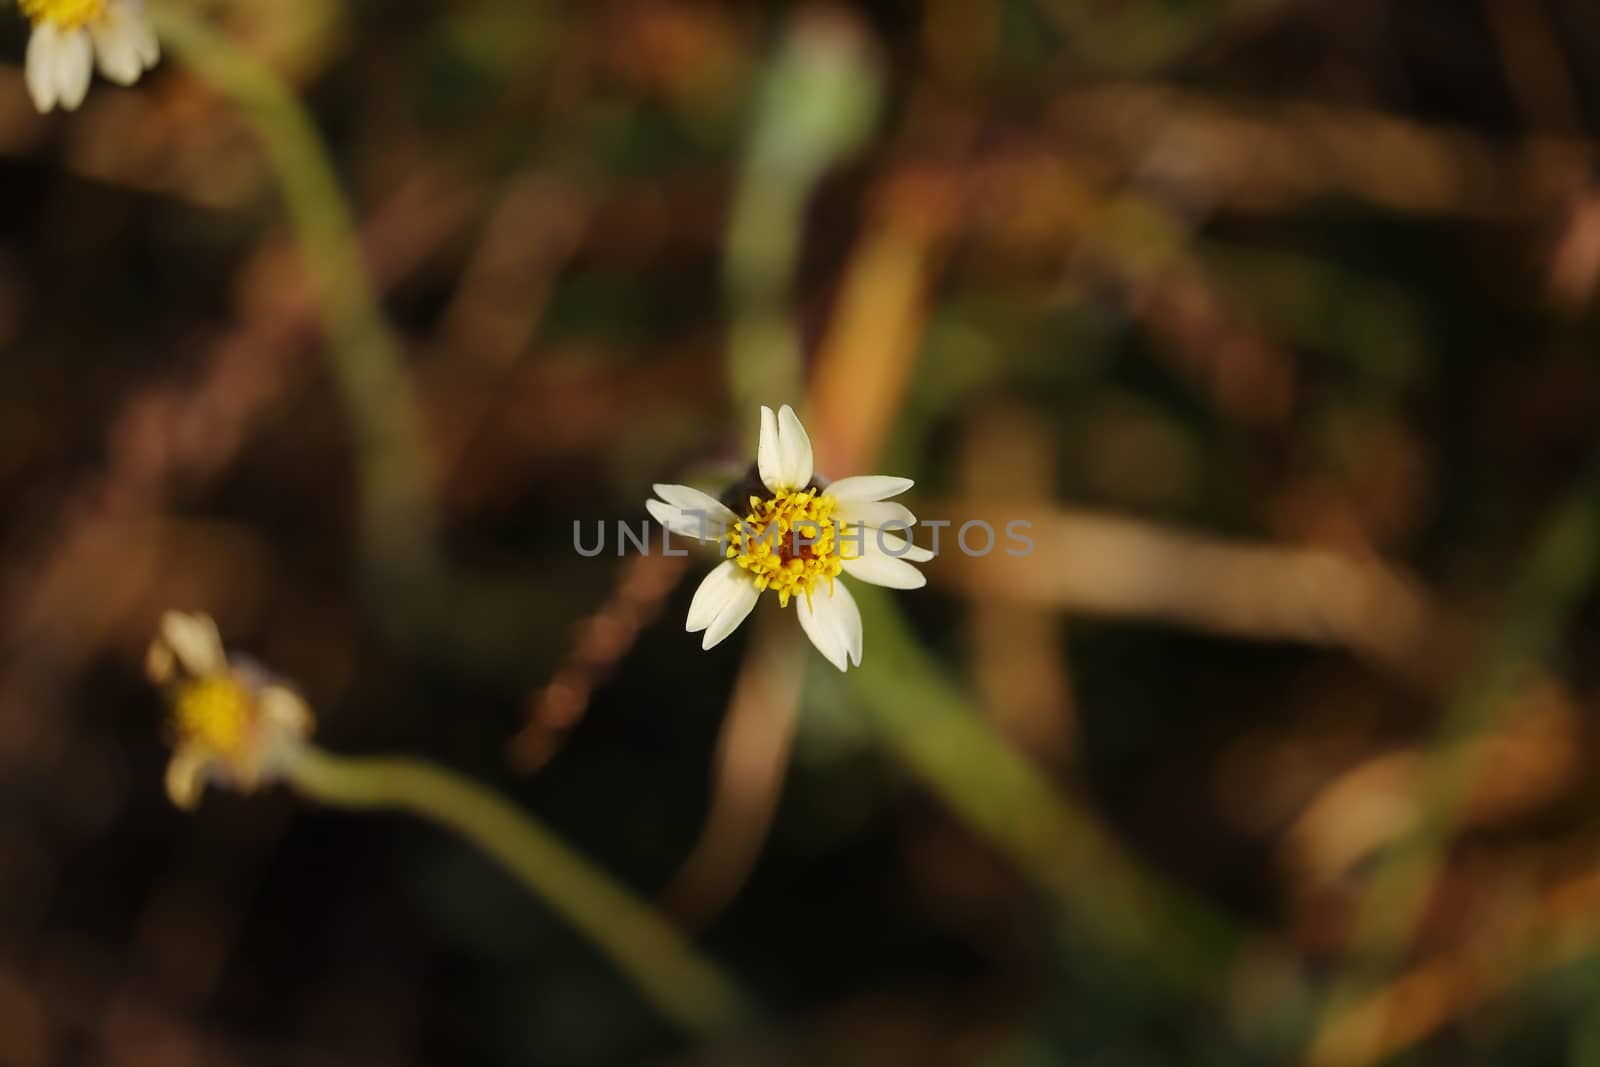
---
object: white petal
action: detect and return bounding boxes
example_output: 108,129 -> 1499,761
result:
686,560 -> 747,632
164,745 -> 215,810
841,553 -> 926,590
646,499 -> 725,541
870,529 -> 934,563
25,24 -> 62,113
700,576 -> 760,650
796,581 -> 863,670
52,27 -> 93,112
258,685 -> 314,737
91,4 -> 158,85
145,641 -> 176,684
93,34 -> 140,87
825,475 -> 914,503
160,611 -> 226,676
775,405 -> 814,490
835,582 -> 864,667
757,406 -> 783,492
651,483 -> 739,525
795,593 -> 846,671
131,6 -> 159,66
833,499 -> 917,529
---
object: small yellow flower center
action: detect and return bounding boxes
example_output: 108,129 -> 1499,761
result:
172,675 -> 253,757
727,488 -> 847,608
18,0 -> 106,29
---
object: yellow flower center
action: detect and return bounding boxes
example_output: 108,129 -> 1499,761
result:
19,0 -> 106,29
172,675 -> 253,757
727,488 -> 847,608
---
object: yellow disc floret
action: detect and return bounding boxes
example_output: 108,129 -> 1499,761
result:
18,0 -> 106,29
171,674 -> 253,757
727,487 -> 847,608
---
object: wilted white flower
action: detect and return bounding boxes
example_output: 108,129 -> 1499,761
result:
19,0 -> 158,113
647,404 -> 930,671
146,611 -> 313,810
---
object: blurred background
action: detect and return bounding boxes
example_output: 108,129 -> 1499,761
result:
7,0 -> 1600,1063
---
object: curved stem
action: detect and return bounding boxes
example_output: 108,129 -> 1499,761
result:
282,746 -> 750,1034
846,584 -> 1244,987
152,7 -> 437,578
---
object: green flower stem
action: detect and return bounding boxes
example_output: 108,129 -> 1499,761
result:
724,15 -> 881,443
282,746 -> 750,1034
152,7 -> 437,578
848,585 -> 1243,987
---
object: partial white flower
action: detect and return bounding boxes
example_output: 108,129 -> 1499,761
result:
19,0 -> 158,113
146,611 -> 313,810
647,404 -> 932,671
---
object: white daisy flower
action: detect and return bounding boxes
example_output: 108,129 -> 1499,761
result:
146,611 -> 313,810
19,0 -> 158,114
647,404 -> 932,671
